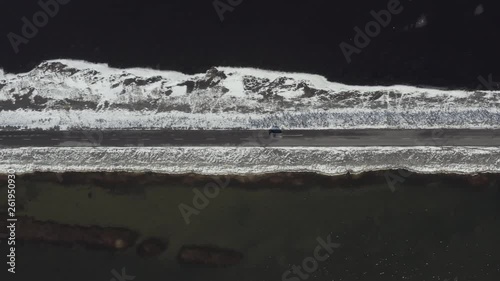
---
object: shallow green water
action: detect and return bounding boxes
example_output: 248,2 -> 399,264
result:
1,175 -> 500,281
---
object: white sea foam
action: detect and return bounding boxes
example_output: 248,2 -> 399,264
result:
1,146 -> 499,175
1,59 -> 499,130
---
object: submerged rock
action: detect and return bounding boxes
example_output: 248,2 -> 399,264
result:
177,245 -> 243,267
0,216 -> 138,251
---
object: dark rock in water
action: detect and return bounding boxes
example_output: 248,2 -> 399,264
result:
0,215 -> 138,251
136,238 -> 168,257
177,245 -> 243,267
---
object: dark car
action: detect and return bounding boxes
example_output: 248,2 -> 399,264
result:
268,126 -> 283,137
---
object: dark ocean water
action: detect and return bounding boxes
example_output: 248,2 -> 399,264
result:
1,0 -> 500,89
1,173 -> 499,281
